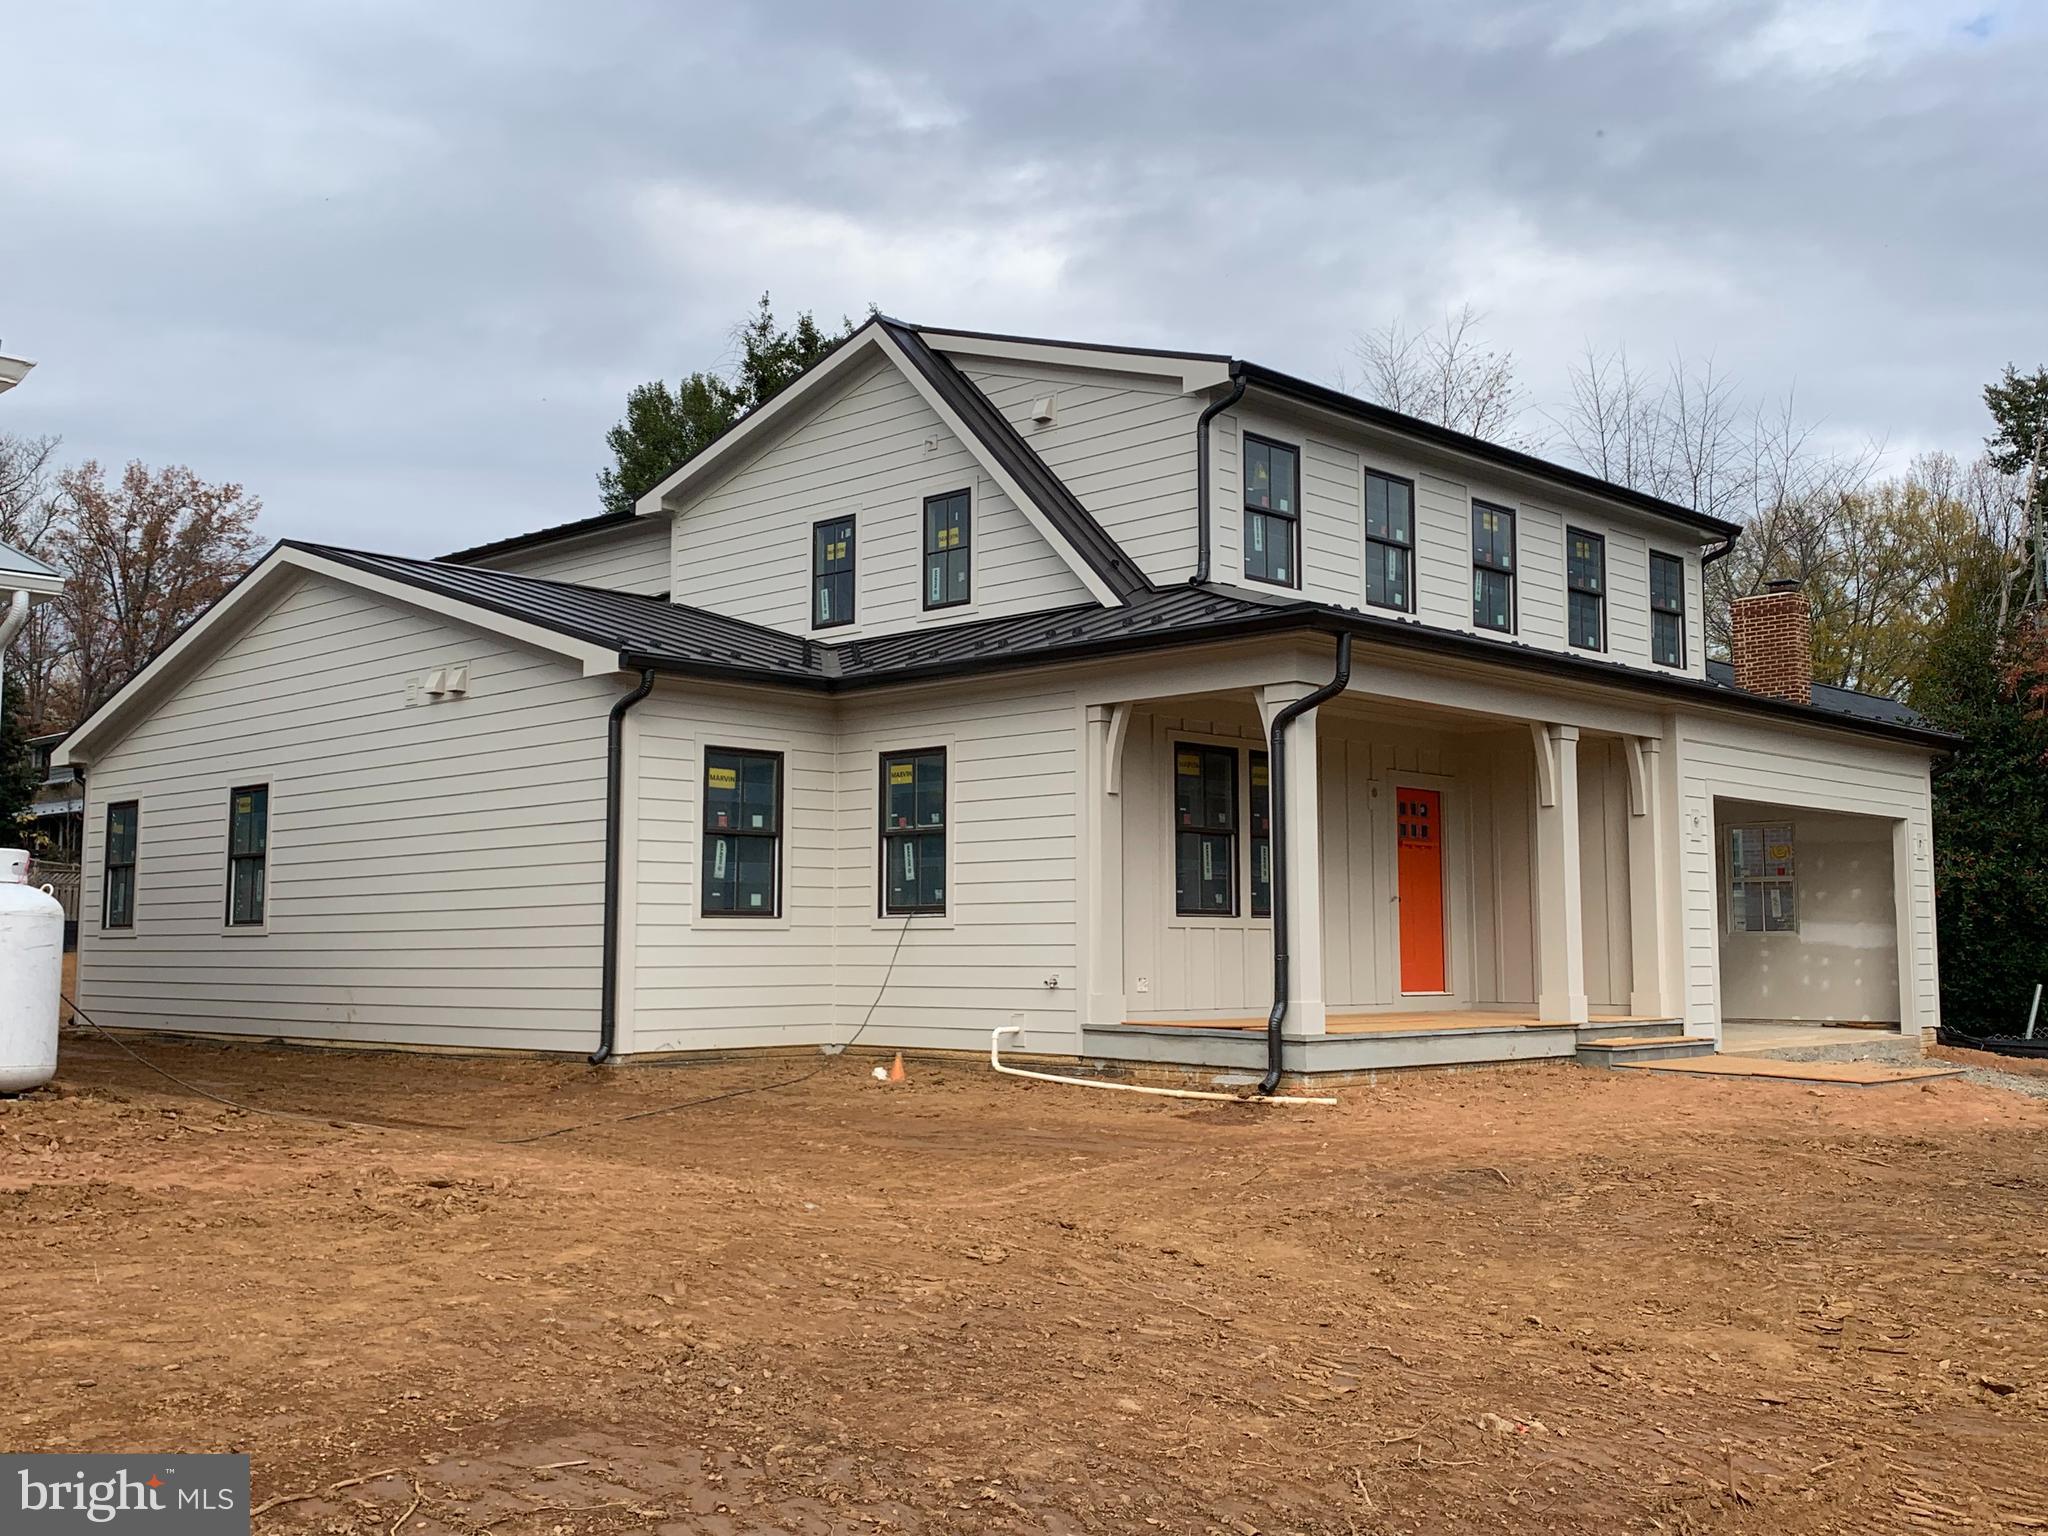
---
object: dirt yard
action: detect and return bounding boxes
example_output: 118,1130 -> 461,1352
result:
5,1034 -> 2047,1536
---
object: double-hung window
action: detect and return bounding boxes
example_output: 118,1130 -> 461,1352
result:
226,785 -> 268,927
1249,751 -> 1272,918
103,801 -> 138,930
812,515 -> 855,629
881,749 -> 947,914
1174,743 -> 1238,916
1242,435 -> 1300,588
1566,528 -> 1606,651
922,489 -> 970,610
1471,502 -> 1516,632
1364,469 -> 1414,612
702,748 -> 781,916
1650,551 -> 1686,668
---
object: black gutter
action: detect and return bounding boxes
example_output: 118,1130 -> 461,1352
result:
1191,369 -> 1247,585
1702,534 -> 1739,566
1260,634 -> 1353,1094
591,667 -> 657,1065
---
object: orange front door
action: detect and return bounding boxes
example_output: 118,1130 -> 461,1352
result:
1397,788 -> 1446,993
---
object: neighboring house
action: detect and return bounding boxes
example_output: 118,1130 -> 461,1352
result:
2,536 -> 62,744
54,318 -> 1950,1083
25,732 -> 85,863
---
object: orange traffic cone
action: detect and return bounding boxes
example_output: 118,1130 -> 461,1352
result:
886,1052 -> 907,1084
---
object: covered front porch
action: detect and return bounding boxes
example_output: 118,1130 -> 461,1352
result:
1075,641 -> 1700,1078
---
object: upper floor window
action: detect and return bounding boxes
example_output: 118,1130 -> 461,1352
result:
1650,551 -> 1686,668
1364,469 -> 1414,612
702,748 -> 781,916
1242,435 -> 1299,588
1566,528 -> 1606,651
881,748 -> 947,915
226,785 -> 269,927
1472,502 -> 1516,632
103,801 -> 138,930
1174,743 -> 1239,916
923,489 -> 971,610
812,516 -> 855,629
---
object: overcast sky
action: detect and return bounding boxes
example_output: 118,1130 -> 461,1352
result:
4,0 -> 2043,556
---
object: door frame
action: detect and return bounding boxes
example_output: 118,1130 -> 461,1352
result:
1375,765 -> 1470,1007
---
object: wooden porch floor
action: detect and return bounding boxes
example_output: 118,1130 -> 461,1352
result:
1121,1010 -> 1673,1035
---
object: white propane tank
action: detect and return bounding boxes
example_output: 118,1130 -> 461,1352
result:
0,847 -> 63,1094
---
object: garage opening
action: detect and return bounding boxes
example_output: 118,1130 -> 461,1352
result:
1713,799 -> 1902,1032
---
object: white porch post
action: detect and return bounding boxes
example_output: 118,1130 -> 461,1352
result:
1624,735 -> 1678,1018
1259,682 -> 1328,1036
1083,703 -> 1130,1028
1532,722 -> 1589,1025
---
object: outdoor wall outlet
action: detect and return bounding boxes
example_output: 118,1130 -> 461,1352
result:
1135,976 -> 1150,994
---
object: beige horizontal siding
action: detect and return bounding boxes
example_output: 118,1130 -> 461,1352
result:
75,572 -> 615,1053
470,516 -> 673,594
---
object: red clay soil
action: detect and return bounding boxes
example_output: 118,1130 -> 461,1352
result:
5,1032 -> 2048,1536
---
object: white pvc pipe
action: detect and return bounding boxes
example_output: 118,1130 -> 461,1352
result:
989,1026 -> 1337,1107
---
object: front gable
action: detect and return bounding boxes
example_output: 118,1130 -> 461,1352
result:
662,337 -> 1106,636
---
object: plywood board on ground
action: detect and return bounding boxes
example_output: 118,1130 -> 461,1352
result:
1618,1056 -> 1962,1086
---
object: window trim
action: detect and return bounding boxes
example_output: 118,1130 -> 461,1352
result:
879,746 -> 948,917
102,800 -> 139,931
700,745 -> 784,919
1565,525 -> 1607,653
811,513 -> 857,631
921,487 -> 973,612
1241,432 -> 1302,591
1363,466 -> 1416,614
224,783 -> 269,930
1172,740 -> 1241,918
1649,549 -> 1687,669
1471,500 -> 1517,634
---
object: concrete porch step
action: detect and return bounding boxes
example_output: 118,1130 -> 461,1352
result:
1578,1019 -> 1686,1043
1575,1035 -> 1717,1067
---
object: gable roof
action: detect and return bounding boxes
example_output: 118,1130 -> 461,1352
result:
442,509 -> 639,564
626,317 -> 1143,606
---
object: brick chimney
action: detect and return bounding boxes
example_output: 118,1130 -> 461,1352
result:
1730,578 -> 1813,705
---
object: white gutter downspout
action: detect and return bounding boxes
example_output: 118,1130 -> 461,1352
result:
990,1027 -> 1335,1107
0,589 -> 29,734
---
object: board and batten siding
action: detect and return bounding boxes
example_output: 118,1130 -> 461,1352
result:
1211,404 -> 1711,682
957,357 -> 1208,586
669,355 -> 1094,635
74,572 -> 615,1052
619,675 -> 1084,1055
468,516 -> 673,595
1674,715 -> 1938,1036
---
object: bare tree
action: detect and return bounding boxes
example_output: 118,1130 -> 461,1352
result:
1355,305 -> 1530,445
0,431 -> 73,734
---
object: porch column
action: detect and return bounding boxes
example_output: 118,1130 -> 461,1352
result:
1532,722 -> 1589,1025
1083,703 -> 1131,1028
1625,735 -> 1678,1018
1259,682 -> 1329,1036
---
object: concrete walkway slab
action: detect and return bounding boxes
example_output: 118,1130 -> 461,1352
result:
1618,1056 -> 1962,1087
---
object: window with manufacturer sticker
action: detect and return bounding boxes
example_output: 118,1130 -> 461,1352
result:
1650,550 -> 1686,667
812,516 -> 855,628
226,785 -> 268,926
881,748 -> 946,914
923,489 -> 970,609
104,801 -> 139,930
1727,825 -> 1797,932
702,748 -> 781,916
1243,434 -> 1300,588
1174,742 -> 1238,916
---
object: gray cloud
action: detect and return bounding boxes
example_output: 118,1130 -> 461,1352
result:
3,0 -> 2042,554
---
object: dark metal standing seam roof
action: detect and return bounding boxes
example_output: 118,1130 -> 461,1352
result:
878,319 -> 1154,601
291,540 -> 1956,749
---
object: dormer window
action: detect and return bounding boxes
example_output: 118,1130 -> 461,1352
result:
1364,469 -> 1414,612
1242,435 -> 1299,588
812,515 -> 855,629
1566,528 -> 1605,651
923,489 -> 971,610
1472,502 -> 1515,633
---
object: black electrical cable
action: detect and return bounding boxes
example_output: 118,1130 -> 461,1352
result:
53,913 -> 921,1145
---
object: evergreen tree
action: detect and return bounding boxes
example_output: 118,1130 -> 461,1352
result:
597,294 -> 858,517
0,673 -> 36,851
